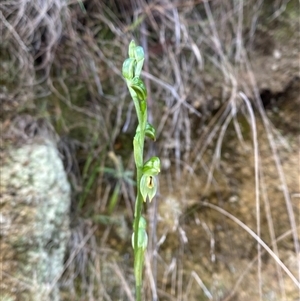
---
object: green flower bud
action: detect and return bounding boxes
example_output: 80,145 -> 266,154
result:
133,46 -> 144,78
134,46 -> 144,63
138,216 -> 147,230
145,122 -> 156,141
128,40 -> 136,58
142,156 -> 160,176
132,216 -> 148,250
129,77 -> 147,101
140,174 -> 157,203
122,58 -> 136,80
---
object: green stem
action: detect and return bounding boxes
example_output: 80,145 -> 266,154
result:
136,285 -> 142,301
134,165 -> 143,252
134,247 -> 145,298
132,101 -> 146,300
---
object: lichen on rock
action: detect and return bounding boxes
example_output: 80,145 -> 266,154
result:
0,137 -> 71,301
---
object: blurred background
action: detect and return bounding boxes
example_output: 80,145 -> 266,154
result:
0,0 -> 299,300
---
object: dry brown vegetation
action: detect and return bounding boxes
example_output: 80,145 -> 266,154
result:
1,0 -> 299,300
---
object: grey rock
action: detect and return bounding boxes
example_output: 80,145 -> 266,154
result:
0,140 -> 71,301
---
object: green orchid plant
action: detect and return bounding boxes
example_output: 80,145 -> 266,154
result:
122,40 -> 160,300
